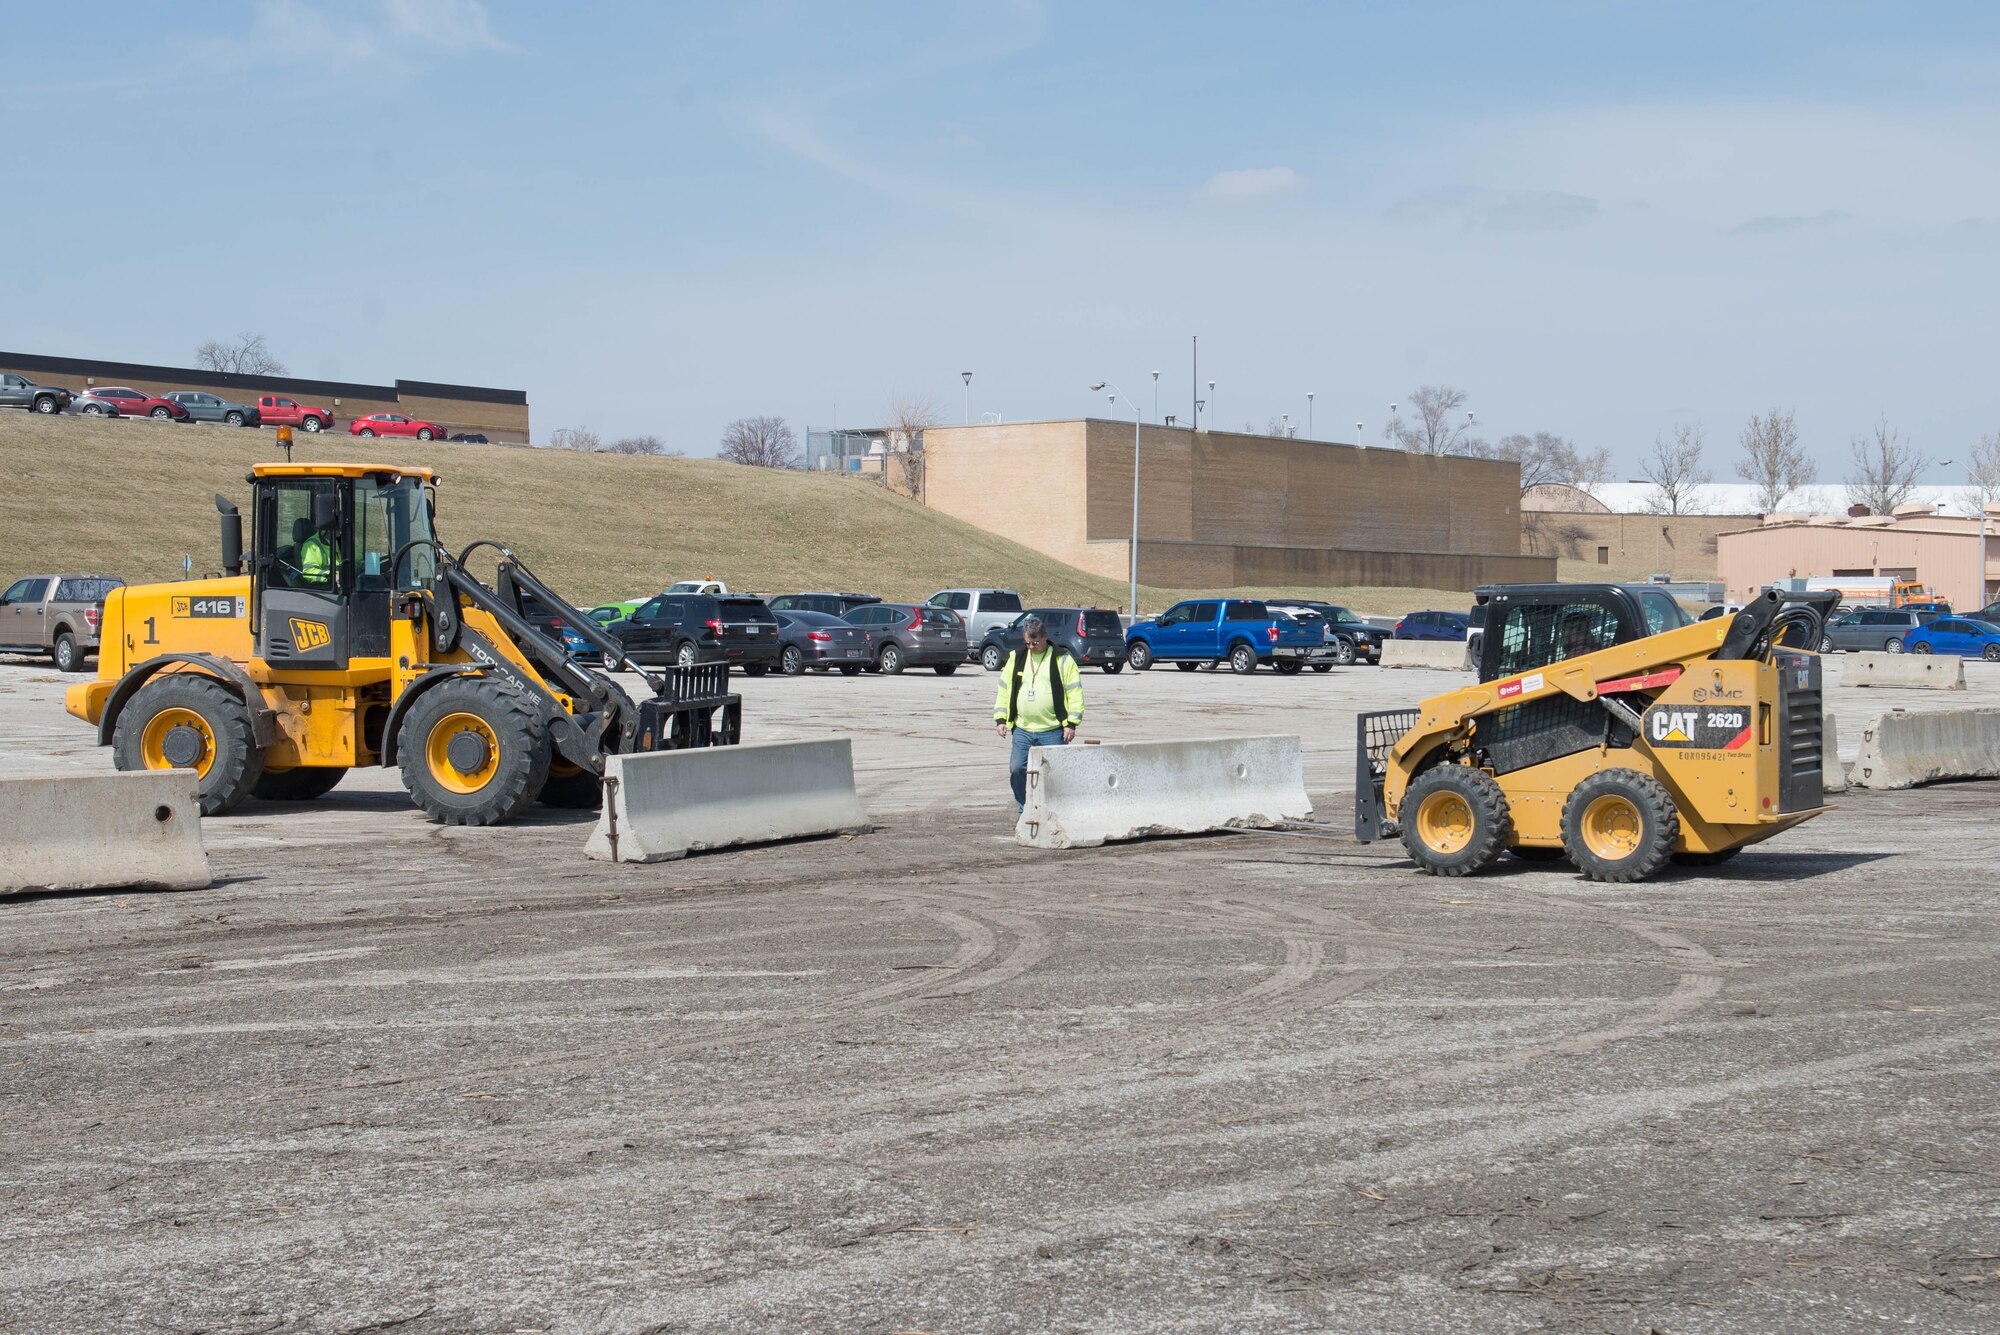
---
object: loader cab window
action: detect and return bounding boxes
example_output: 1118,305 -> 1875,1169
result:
265,479 -> 343,592
350,475 -> 435,658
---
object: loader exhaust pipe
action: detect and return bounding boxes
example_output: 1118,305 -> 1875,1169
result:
215,494 -> 242,577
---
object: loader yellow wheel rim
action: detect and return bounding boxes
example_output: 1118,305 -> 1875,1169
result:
426,712 -> 500,795
140,708 -> 214,778
1581,794 -> 1643,860
1415,790 -> 1475,855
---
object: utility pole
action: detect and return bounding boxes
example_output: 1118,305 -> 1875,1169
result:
1190,336 -> 1198,432
960,371 -> 972,425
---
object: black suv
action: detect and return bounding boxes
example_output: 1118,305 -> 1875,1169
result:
977,607 -> 1127,673
608,593 -> 782,673
767,592 -> 881,616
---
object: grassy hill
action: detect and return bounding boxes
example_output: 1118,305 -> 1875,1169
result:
0,413 -> 1518,615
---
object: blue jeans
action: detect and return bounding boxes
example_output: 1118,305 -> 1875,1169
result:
1009,727 -> 1068,811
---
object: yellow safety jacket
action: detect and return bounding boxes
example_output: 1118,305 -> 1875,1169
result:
299,532 -> 334,587
994,646 -> 1084,732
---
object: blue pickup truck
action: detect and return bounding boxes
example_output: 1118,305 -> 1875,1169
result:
1125,598 -> 1321,674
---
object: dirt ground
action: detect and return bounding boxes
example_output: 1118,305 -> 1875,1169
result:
2,655 -> 1998,1334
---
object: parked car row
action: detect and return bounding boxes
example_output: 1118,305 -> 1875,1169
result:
1,372 -> 485,440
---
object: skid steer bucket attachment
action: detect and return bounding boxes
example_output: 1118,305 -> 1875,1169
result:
586,738 -> 872,863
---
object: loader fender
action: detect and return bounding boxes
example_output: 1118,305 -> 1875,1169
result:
98,653 -> 277,749
380,666 -> 482,768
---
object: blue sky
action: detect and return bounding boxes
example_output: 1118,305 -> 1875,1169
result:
8,0 -> 2000,481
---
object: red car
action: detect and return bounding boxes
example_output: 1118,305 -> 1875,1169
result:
349,412 -> 445,440
74,386 -> 190,420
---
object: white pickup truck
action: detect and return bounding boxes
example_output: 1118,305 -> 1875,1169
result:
0,573 -> 125,672
924,588 -> 1025,653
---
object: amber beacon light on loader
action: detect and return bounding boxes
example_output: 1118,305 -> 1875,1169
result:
1355,585 -> 1840,883
66,462 -> 741,824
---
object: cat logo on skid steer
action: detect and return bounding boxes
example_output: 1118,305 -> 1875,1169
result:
1643,703 -> 1751,750
289,617 -> 332,651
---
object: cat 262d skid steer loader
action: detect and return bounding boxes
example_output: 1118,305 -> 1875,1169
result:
66,461 -> 740,824
1355,585 -> 1839,883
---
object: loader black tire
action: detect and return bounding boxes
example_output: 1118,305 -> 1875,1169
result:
253,766 -> 346,802
398,677 -> 550,826
1399,765 -> 1512,877
112,673 -> 265,816
1561,770 -> 1679,883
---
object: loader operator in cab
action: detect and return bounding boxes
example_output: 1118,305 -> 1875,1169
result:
994,614 -> 1084,814
279,512 -> 337,589
1560,612 -> 1601,661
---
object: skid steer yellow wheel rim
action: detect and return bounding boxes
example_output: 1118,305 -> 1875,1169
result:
1581,794 -> 1643,860
140,708 -> 215,777
426,712 -> 500,795
1415,790 -> 1475,855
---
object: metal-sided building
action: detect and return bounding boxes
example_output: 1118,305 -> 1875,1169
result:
1717,505 -> 2000,610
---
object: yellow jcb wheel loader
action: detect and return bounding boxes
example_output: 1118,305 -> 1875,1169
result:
1355,585 -> 1840,883
65,462 -> 739,823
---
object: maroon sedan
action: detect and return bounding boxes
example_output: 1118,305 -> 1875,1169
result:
74,386 -> 190,420
349,413 -> 445,440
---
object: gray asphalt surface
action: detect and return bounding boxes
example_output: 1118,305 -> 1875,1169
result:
2,655 -> 1997,1333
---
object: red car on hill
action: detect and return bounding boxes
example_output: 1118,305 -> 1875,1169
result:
349,412 -> 445,440
73,386 -> 190,420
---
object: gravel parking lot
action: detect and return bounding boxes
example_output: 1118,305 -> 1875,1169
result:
3,656 -> 1998,1333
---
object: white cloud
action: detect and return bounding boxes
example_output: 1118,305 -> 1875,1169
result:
381,0 -> 506,51
1197,166 -> 1305,201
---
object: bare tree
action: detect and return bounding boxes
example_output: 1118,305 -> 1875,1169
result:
607,434 -> 682,456
1384,385 -> 1484,455
1962,431 -> 2000,514
194,332 -> 288,376
1639,424 -> 1712,515
719,416 -> 801,469
548,426 -> 602,452
1496,432 -> 1610,494
887,395 -> 943,436
1844,418 -> 1926,515
1734,408 -> 1816,513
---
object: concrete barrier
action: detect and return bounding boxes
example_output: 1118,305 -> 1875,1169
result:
1379,639 -> 1471,671
586,739 -> 872,863
1851,707 -> 2000,791
1822,712 -> 1846,794
1841,652 -> 1966,690
2,771 -> 210,896
1017,735 -> 1311,849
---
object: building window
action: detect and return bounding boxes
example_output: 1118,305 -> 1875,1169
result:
1596,546 -> 1610,565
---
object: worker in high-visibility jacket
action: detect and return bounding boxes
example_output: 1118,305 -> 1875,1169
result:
993,614 -> 1084,813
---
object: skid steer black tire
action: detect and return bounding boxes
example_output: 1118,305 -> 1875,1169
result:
1671,847 -> 1741,867
112,673 -> 265,816
1399,765 -> 1512,877
1561,770 -> 1680,883
253,766 -> 346,802
399,677 -> 550,826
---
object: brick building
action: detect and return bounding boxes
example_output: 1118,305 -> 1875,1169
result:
920,420 -> 1554,591
0,350 -> 529,443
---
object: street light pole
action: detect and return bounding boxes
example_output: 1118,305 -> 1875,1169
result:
960,371 -> 972,426
1208,381 -> 1217,432
1151,371 -> 1160,424
1306,392 -> 1314,440
1092,381 -> 1143,617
